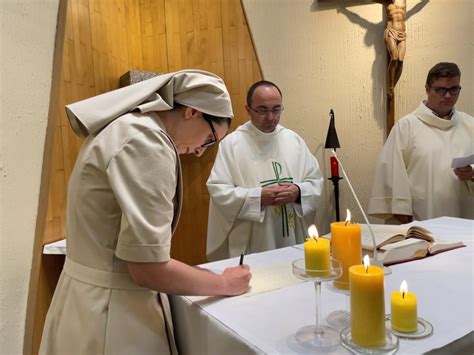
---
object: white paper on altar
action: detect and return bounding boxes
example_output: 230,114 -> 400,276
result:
185,247 -> 305,304
186,262 -> 303,304
243,262 -> 302,297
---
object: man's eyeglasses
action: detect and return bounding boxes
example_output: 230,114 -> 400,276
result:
249,106 -> 284,117
430,86 -> 461,96
201,116 -> 219,148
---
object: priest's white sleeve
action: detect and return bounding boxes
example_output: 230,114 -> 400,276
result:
293,142 -> 324,218
368,119 -> 413,218
206,140 -> 263,260
237,187 -> 265,222
207,143 -> 265,223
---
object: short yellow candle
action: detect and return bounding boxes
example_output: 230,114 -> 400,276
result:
304,225 -> 330,276
350,256 -> 385,347
391,280 -> 418,333
331,210 -> 361,290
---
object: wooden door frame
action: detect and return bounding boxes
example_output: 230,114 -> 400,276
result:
23,1 -> 68,353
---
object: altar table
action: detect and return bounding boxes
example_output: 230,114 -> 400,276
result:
170,217 -> 474,354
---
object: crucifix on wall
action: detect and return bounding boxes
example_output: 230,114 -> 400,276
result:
374,0 -> 406,98
372,0 -> 429,132
374,0 -> 408,133
332,0 -> 429,134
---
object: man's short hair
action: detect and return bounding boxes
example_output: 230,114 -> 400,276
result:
426,62 -> 461,86
246,80 -> 283,106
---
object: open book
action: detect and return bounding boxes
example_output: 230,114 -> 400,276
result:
361,224 -> 465,265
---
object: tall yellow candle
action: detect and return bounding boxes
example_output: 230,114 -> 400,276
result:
350,256 -> 385,347
304,225 -> 330,276
331,210 -> 361,290
391,280 -> 418,332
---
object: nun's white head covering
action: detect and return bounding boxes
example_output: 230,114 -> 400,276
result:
65,69 -> 233,138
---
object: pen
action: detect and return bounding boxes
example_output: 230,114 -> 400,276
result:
239,252 -> 244,266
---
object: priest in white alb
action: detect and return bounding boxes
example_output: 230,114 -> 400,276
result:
206,80 -> 324,261
369,62 -> 473,224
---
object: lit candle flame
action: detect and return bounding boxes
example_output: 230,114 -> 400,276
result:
363,255 -> 370,273
400,280 -> 408,299
345,209 -> 351,225
308,224 -> 319,241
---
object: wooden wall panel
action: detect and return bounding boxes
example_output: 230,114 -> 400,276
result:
30,1 -> 262,352
124,0 -> 144,70
43,0 -> 261,263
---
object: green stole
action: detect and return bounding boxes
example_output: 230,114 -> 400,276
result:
260,161 -> 293,237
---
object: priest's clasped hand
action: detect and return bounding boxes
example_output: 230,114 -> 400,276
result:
261,183 -> 300,207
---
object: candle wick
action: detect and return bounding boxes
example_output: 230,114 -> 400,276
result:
345,221 -> 349,226
402,291 -> 405,299
365,266 -> 368,274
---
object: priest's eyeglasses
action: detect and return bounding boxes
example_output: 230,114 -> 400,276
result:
430,86 -> 461,96
201,116 -> 219,148
249,106 -> 284,117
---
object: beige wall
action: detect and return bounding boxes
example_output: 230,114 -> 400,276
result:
242,0 -> 473,232
0,1 -> 60,353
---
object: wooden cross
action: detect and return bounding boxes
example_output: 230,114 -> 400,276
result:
331,0 -> 429,134
372,0 -> 428,133
372,0 -> 407,134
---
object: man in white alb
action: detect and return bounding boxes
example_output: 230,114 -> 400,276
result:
369,62 -> 473,224
206,80 -> 324,261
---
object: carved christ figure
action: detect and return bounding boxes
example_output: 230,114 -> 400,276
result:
374,0 -> 407,97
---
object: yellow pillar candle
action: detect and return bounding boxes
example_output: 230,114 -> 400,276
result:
350,256 -> 385,348
331,210 -> 361,290
304,225 -> 330,276
391,280 -> 418,332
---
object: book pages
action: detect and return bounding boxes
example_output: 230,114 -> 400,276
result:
361,224 -> 410,250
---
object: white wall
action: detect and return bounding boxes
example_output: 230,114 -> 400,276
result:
0,1 -> 59,353
242,0 -> 473,233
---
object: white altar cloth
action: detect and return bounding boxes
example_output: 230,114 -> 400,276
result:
43,238 -> 66,255
170,217 -> 474,354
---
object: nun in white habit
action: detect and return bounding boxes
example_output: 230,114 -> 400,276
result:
40,69 -> 251,355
